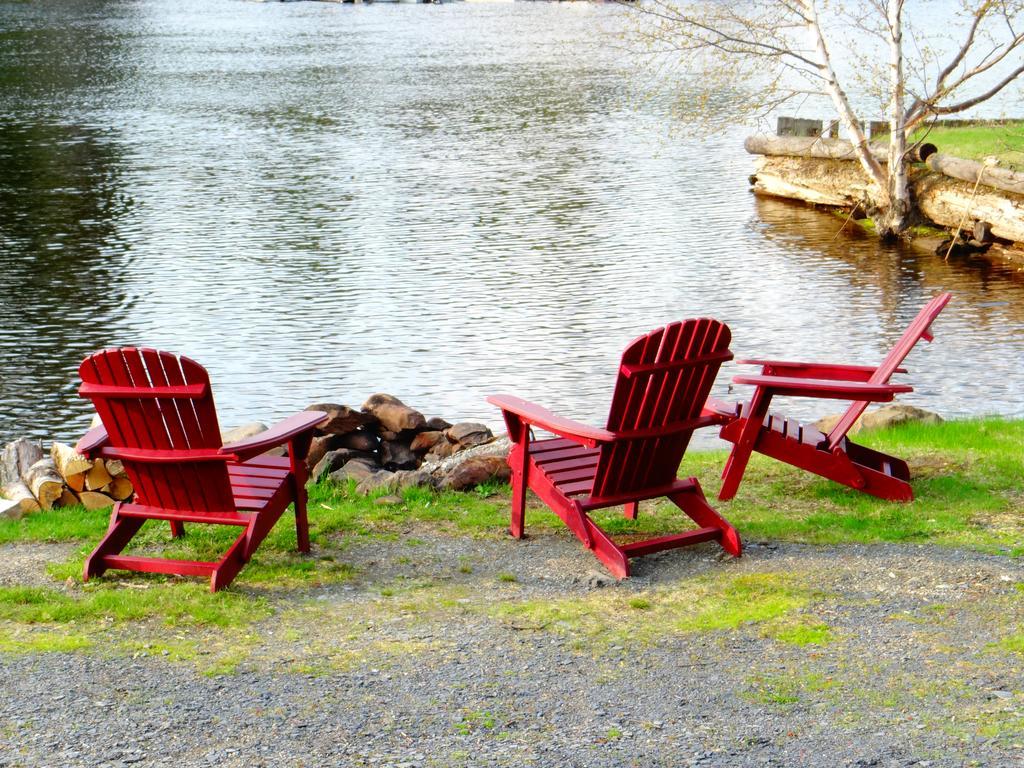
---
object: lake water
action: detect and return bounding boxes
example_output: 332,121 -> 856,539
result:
1,0 -> 1022,446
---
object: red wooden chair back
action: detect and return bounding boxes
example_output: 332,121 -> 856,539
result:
826,292 -> 952,450
79,348 -> 236,513
592,319 -> 733,499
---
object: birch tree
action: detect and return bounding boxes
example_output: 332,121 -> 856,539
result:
628,0 -> 1024,237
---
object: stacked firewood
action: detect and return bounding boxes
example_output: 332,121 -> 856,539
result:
0,438 -> 132,519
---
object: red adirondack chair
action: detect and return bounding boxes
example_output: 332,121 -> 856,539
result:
707,293 -> 951,502
75,347 -> 326,592
488,319 -> 741,579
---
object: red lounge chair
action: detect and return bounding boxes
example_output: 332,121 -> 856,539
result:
707,293 -> 951,502
488,319 -> 741,579
75,347 -> 326,592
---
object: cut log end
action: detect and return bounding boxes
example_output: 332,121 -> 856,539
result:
24,459 -> 64,510
78,491 -> 115,511
51,442 -> 93,480
85,459 -> 114,491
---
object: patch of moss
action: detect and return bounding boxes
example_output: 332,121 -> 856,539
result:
490,572 -> 822,651
744,672 -> 837,705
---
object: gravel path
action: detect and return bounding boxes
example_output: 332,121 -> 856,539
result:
1,530 -> 1023,767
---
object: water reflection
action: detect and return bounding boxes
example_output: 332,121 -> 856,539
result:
0,0 -> 1021,447
0,121 -> 135,442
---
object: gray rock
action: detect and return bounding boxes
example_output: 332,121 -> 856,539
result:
409,431 -> 445,453
356,469 -> 435,496
437,456 -> 510,491
425,416 -> 453,431
306,403 -> 377,435
356,471 -> 396,496
311,449 -> 378,483
393,469 -> 435,491
328,458 -> 379,485
445,422 -> 494,449
305,433 -> 349,471
219,422 -> 268,444
814,404 -> 943,435
336,430 -> 380,453
424,441 -> 455,462
380,440 -> 418,471
860,404 -> 943,431
361,394 -> 426,433
419,437 -> 511,480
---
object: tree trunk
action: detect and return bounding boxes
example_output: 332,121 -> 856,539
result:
801,0 -> 887,199
879,0 -> 910,239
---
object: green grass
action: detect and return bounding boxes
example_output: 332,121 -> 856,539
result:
0,583 -> 268,626
0,417 -> 1018,672
911,121 -> 1024,170
488,572 -> 821,650
1,419 -> 1020,576
744,672 -> 838,706
691,418 -> 1024,554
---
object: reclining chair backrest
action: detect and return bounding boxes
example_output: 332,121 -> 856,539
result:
826,292 -> 952,450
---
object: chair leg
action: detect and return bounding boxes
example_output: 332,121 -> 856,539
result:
623,501 -> 638,520
508,437 -> 529,539
289,457 -> 311,553
84,508 -> 146,582
293,487 -> 310,554
210,531 -> 249,593
670,480 -> 742,557
718,389 -> 772,501
169,521 -> 185,538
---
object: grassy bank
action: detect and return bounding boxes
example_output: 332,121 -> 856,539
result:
0,417 -> 1019,667
912,121 -> 1024,170
2,417 -> 1022,560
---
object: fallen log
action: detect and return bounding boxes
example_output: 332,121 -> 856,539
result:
23,458 -> 63,510
916,173 -> 1024,244
751,156 -> 1024,244
926,153 -> 1024,196
750,156 -> 875,207
745,135 -> 936,164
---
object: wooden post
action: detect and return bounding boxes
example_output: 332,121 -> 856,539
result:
777,117 -> 824,137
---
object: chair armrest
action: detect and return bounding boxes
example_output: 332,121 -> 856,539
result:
732,374 -> 913,401
487,394 -> 614,448
610,415 -> 725,440
94,446 -> 234,464
75,425 -> 110,458
736,359 -> 907,382
222,411 -> 328,462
